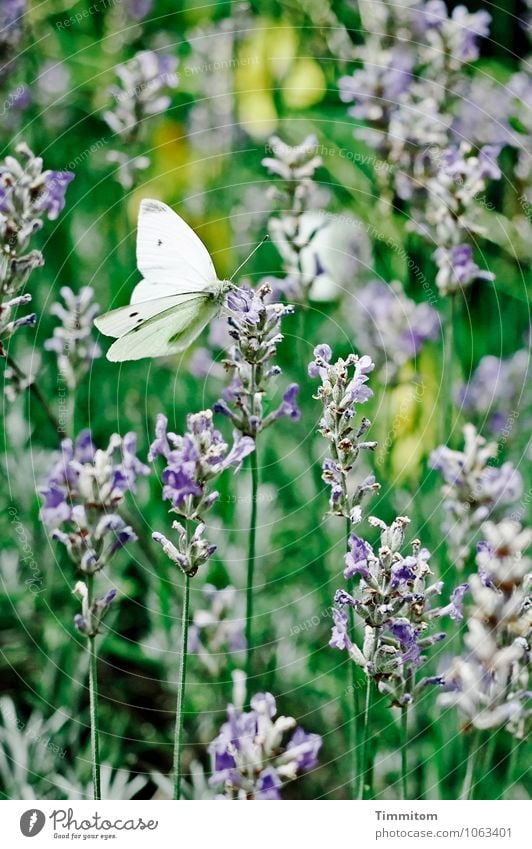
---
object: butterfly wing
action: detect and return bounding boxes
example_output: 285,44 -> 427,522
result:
94,294 -> 193,339
134,199 -> 218,301
105,295 -> 219,362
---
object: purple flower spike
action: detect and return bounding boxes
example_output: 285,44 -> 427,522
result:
209,691 -> 321,799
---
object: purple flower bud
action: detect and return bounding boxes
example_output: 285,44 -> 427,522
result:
37,171 -> 74,220
344,535 -> 372,580
330,608 -> 350,650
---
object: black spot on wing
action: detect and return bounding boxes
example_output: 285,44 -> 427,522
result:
130,312 -> 139,317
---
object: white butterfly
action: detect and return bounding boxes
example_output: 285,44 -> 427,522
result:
94,199 -> 233,362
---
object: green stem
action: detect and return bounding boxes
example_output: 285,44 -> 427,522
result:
358,676 -> 373,799
442,293 -> 456,444
4,353 -> 63,438
86,574 -> 101,801
460,729 -> 481,800
345,516 -> 359,800
401,705 -> 408,800
503,738 -> 521,800
88,636 -> 101,800
173,572 -> 191,801
245,443 -> 259,693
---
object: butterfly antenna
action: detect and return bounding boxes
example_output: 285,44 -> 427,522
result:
230,234 -> 270,282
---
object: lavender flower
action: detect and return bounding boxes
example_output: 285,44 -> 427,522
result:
103,51 -> 178,188
351,280 -> 439,383
150,410 -> 254,576
0,144 -> 73,347
263,135 -> 325,301
73,582 -> 117,638
45,286 -> 102,392
0,0 -> 26,82
208,691 -> 322,799
188,584 -> 246,676
184,9 -> 252,157
439,520 -> 531,736
430,424 -> 523,568
339,0 -> 492,196
421,143 -> 501,294
458,350 -> 529,436
128,0 -> 153,19
331,515 -> 464,706
308,345 -> 379,520
39,430 -> 147,574
215,284 -> 298,437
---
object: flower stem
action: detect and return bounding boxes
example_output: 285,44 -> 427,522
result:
173,572 -> 191,800
460,729 -> 481,800
4,353 -> 63,437
88,635 -> 101,800
85,573 -> 101,801
245,442 -> 259,693
401,704 -> 408,800
358,675 -> 373,799
346,516 -> 359,800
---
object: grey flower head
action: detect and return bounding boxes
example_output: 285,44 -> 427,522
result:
263,134 -> 326,301
439,519 -> 531,737
104,50 -> 178,187
262,135 -> 322,183
188,584 -> 246,674
309,345 -> 379,521
430,424 -> 523,568
423,143 -> 501,295
44,286 -> 102,391
74,581 -> 117,638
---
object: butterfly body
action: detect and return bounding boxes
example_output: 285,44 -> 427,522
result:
94,200 -> 233,362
